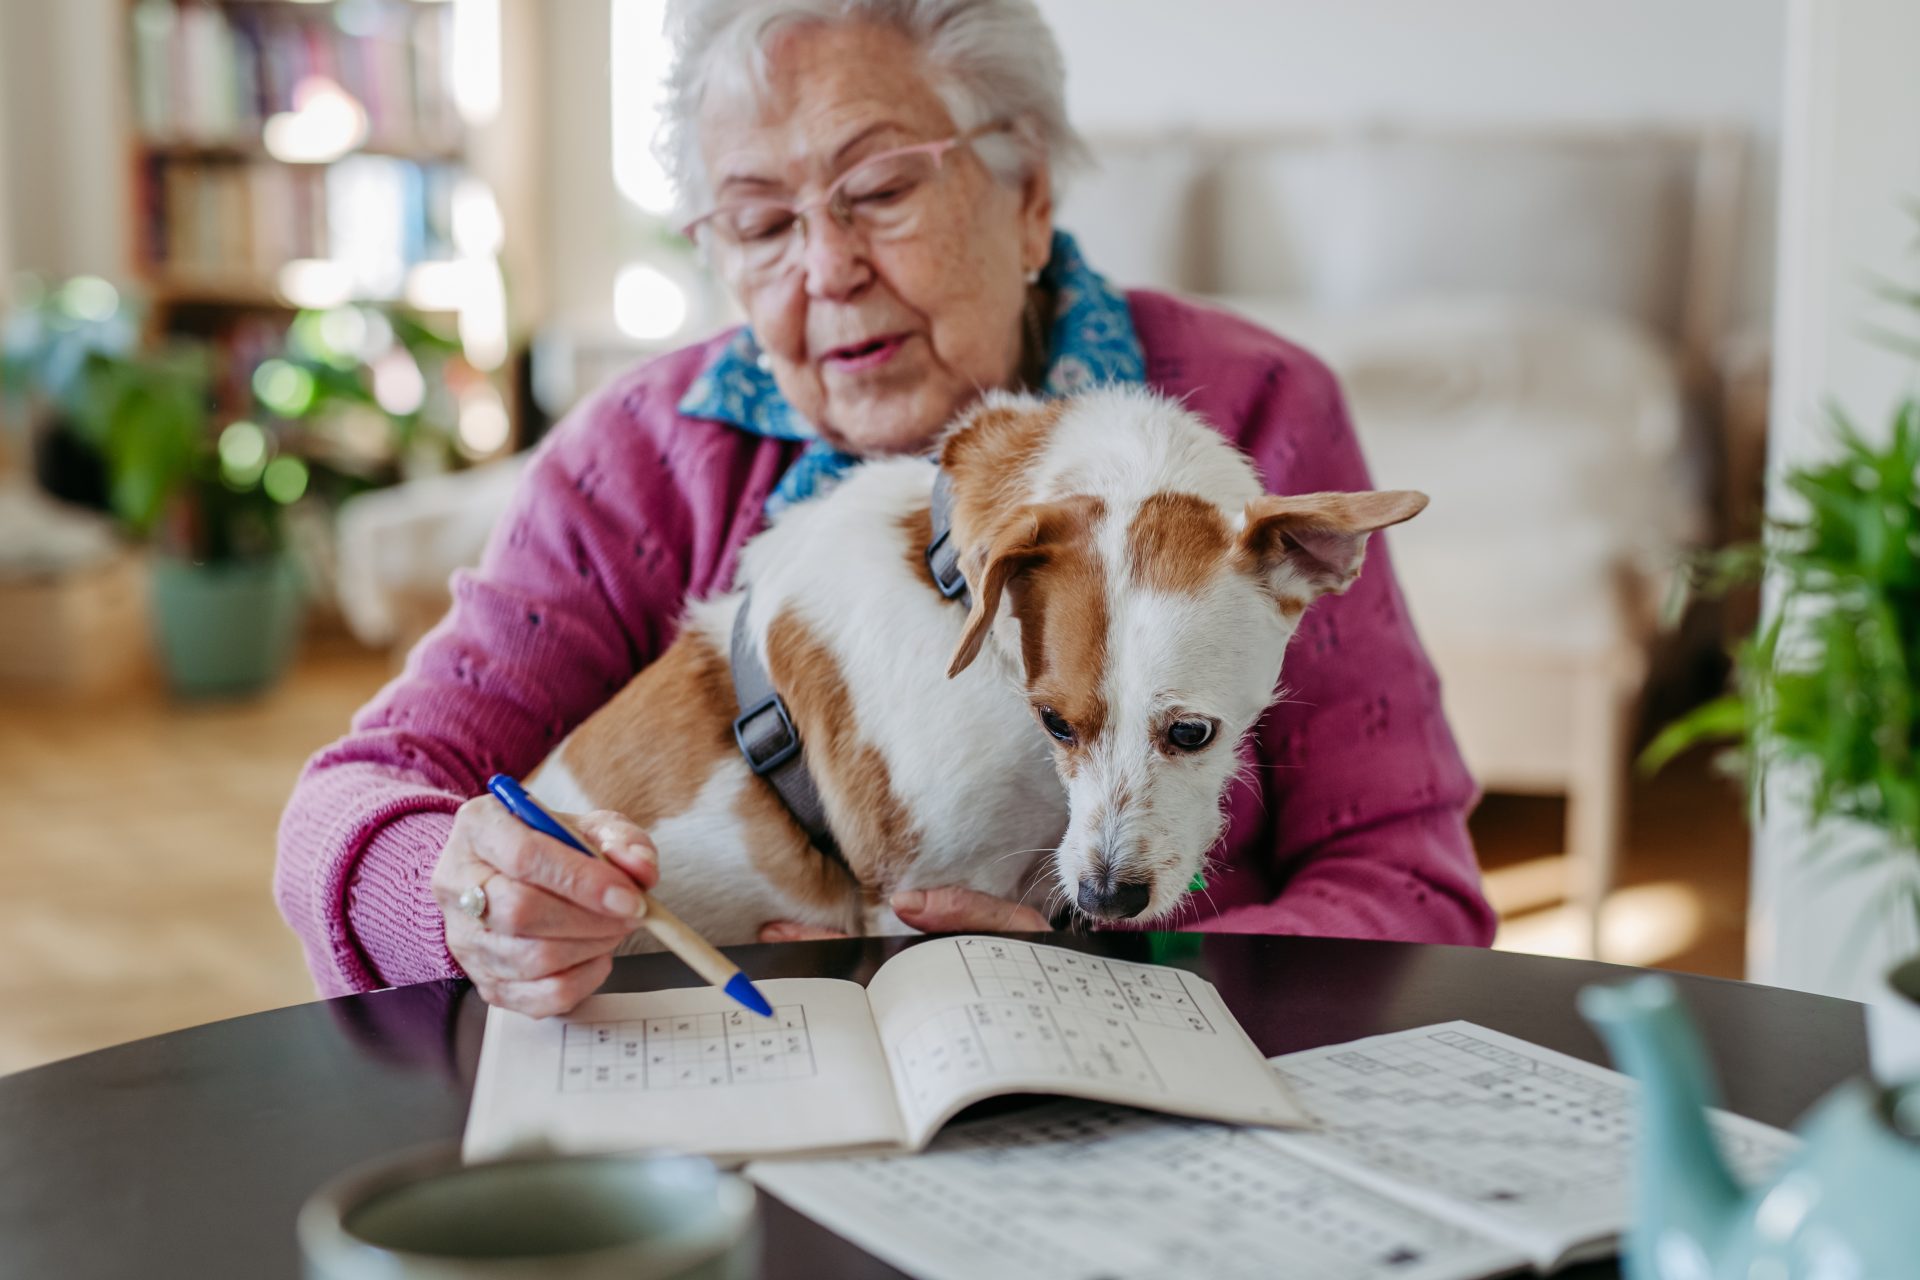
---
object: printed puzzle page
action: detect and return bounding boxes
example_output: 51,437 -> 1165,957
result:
748,1101 -> 1527,1280
1261,1021 -> 1801,1270
744,1020 -> 1805,1280
463,978 -> 906,1162
865,937 -> 1308,1145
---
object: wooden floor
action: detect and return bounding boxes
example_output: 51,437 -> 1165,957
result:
1475,753 -> 1749,979
0,636 -> 392,1075
0,641 -> 1749,1076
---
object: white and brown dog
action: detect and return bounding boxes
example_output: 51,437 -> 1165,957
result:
528,386 -> 1423,946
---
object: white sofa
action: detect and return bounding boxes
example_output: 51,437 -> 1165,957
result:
1056,125 -> 1748,955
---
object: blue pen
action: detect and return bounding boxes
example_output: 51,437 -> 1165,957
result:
485,774 -> 774,1018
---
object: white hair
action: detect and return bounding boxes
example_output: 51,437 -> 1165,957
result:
657,0 -> 1087,213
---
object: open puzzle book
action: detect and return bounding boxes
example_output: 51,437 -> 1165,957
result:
465,937 -> 1306,1163
748,1021 -> 1802,1280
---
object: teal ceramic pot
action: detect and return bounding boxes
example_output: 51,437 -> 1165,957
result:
149,552 -> 303,698
1584,974 -> 1920,1280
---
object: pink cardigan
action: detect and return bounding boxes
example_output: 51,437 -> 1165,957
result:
276,292 -> 1496,997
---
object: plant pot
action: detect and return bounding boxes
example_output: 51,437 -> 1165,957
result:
1871,957 -> 1920,1086
149,552 -> 304,699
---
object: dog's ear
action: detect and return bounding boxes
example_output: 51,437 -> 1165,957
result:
947,507 -> 1046,678
1233,490 -> 1427,607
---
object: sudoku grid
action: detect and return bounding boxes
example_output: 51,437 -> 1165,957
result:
751,1102 -> 1512,1280
1275,1027 -> 1787,1207
953,937 -> 1216,1033
892,999 -> 1166,1117
559,1005 -> 815,1092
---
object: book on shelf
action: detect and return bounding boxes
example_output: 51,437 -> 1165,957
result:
140,155 -> 462,301
130,0 -> 459,153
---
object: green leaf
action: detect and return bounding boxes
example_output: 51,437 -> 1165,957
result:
1639,696 -> 1748,776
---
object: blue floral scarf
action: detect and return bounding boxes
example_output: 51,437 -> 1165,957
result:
677,230 -> 1145,516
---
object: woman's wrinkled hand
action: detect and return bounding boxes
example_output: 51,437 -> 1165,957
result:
432,796 -> 658,1017
758,885 -> 1050,942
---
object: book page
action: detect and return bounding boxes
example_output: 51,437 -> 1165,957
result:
463,978 -> 907,1163
1261,1022 -> 1800,1269
865,937 -> 1308,1145
748,1100 -> 1526,1280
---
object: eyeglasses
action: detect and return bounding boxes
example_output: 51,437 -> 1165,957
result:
681,121 -> 1016,284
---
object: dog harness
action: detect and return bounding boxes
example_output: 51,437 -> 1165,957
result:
727,470 -> 970,867
922,468 -> 971,610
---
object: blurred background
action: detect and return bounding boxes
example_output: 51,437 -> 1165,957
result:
1,0 -> 1913,1076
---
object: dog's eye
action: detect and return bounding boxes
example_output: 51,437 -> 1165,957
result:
1167,719 -> 1215,752
1038,707 -> 1076,744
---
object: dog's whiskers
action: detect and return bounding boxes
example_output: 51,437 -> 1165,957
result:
1009,868 -> 1058,924
988,844 -> 1059,869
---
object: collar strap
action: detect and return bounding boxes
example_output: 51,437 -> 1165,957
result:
924,467 -> 971,609
728,597 -> 846,869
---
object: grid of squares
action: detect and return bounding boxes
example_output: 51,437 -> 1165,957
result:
1284,1034 -> 1633,1203
1276,1029 -> 1787,1208
559,1005 -> 816,1092
893,999 -> 1165,1117
954,938 -> 1216,1033
759,1102 -> 1510,1280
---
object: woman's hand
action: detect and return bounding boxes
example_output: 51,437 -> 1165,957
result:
758,886 -> 1051,942
432,796 -> 658,1017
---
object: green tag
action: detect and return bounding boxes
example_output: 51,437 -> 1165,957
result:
1187,871 -> 1208,893
1147,931 -> 1204,965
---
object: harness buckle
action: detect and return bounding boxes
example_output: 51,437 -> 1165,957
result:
732,694 -> 802,775
924,528 -> 969,600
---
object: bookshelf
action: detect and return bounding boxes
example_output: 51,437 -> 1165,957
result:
123,0 -> 514,341
118,0 -> 551,478
128,0 -> 464,318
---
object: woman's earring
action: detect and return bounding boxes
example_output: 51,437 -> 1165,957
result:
1024,267 -> 1041,285
755,351 -> 773,373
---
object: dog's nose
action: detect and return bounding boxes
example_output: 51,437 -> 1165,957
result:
1076,875 -> 1153,921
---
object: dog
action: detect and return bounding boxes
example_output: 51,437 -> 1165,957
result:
527,386 -> 1424,947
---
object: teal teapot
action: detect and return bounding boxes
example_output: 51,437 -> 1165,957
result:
1579,975 -> 1920,1280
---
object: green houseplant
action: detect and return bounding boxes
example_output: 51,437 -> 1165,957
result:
1643,407 -> 1920,865
1644,232 -> 1920,1082
76,343 -> 307,698
3,279 -> 309,697
253,304 -> 486,499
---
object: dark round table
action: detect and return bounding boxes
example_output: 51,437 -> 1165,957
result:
0,933 -> 1868,1279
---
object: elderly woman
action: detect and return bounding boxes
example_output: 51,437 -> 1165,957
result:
276,0 -> 1495,1015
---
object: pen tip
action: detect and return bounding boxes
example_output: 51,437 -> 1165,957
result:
725,972 -> 775,1018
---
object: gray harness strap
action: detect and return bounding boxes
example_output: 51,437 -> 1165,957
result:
924,467 -> 972,609
728,597 -> 844,868
728,468 -> 968,868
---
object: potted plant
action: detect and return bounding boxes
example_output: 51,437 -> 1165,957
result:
5,278 -> 312,698
73,340 -> 311,698
1643,311 -> 1920,1086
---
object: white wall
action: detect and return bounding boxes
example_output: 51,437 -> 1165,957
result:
0,0 -> 129,283
1040,0 -> 1787,329
0,1 -> 15,298
534,1 -> 1786,334
540,0 -> 624,334
1750,0 -> 1920,1001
